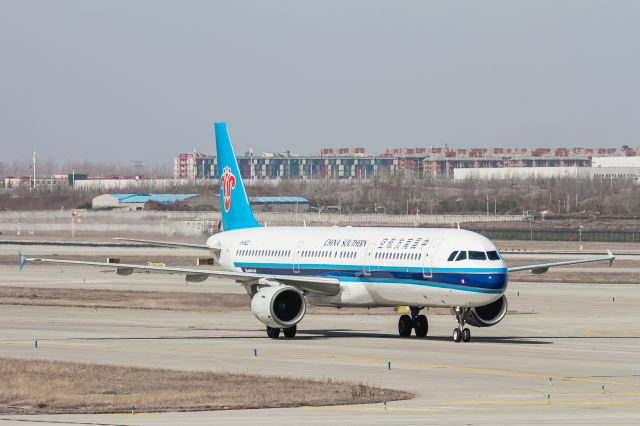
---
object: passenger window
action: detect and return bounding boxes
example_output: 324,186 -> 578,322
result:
455,251 -> 467,261
469,251 -> 487,260
487,250 -> 501,260
447,251 -> 458,261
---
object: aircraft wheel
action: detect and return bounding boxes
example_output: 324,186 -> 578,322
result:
462,328 -> 471,342
283,325 -> 297,338
266,326 -> 281,339
414,315 -> 428,337
398,315 -> 413,337
453,328 -> 462,343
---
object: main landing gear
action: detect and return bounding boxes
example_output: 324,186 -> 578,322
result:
266,325 -> 297,339
398,306 -> 429,338
452,307 -> 471,343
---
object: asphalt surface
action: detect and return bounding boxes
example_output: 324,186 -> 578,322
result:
0,245 -> 639,425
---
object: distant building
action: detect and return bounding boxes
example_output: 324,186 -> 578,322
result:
3,175 -> 69,190
249,196 -> 310,212
92,194 -> 199,211
175,145 -> 640,180
592,156 -> 640,168
453,167 -> 592,180
174,152 -> 215,179
74,178 -> 215,191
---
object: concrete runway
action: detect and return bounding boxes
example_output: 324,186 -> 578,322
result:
0,246 -> 639,424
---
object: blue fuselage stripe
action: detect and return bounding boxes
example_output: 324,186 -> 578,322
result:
233,262 -> 508,293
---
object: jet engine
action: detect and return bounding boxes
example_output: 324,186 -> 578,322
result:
466,295 -> 508,327
251,285 -> 306,328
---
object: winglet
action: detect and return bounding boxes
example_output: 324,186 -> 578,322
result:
18,251 -> 27,271
607,249 -> 615,267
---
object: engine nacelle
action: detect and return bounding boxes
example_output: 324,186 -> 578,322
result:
467,295 -> 508,327
251,285 -> 306,328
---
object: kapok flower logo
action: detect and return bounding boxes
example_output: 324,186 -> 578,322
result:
220,166 -> 236,212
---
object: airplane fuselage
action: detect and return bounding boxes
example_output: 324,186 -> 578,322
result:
208,226 -> 508,309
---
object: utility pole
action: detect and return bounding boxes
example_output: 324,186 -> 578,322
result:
131,160 -> 144,177
32,151 -> 36,191
486,193 -> 489,216
249,149 -> 254,180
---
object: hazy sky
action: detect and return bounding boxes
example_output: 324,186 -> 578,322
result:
1,0 -> 639,164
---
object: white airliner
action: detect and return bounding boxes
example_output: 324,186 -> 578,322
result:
21,123 -> 615,342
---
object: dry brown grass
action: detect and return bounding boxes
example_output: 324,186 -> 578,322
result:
0,358 -> 411,414
0,287 -> 249,311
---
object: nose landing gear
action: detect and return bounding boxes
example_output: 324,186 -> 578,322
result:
397,306 -> 429,338
453,306 -> 471,343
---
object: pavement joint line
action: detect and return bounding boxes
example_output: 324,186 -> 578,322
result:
490,391 -> 640,397
445,400 -> 640,406
110,413 -> 161,417
305,407 -> 445,413
582,329 -> 640,337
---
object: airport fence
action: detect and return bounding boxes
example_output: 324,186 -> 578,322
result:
1,211 -> 638,242
0,210 -> 523,237
139,211 -> 524,227
465,228 -> 640,243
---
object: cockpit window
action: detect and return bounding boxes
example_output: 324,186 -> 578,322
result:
455,251 -> 467,261
447,251 -> 458,261
469,251 -> 487,260
487,250 -> 501,260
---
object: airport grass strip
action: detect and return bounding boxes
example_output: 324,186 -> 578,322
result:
0,358 -> 412,414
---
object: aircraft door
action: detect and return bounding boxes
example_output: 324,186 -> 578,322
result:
422,237 -> 443,279
363,242 -> 374,276
292,241 -> 304,273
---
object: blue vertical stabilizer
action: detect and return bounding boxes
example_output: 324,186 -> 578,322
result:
215,122 -> 260,231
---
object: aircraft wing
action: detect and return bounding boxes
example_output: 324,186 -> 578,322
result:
113,238 -> 210,250
20,255 -> 340,296
507,250 -> 615,274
